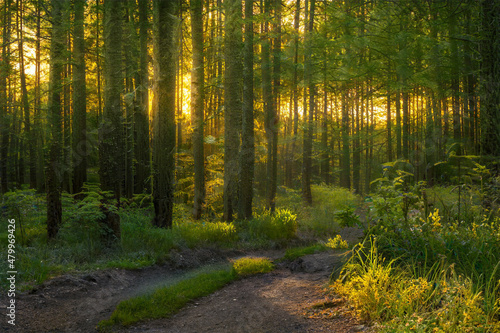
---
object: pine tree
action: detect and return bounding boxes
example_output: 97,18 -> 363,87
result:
152,0 -> 177,228
72,0 -> 87,195
223,0 -> 242,221
47,0 -> 67,239
191,0 -> 205,219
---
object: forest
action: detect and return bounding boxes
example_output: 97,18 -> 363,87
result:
1,0 -> 500,332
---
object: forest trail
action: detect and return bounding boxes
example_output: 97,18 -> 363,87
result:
2,229 -> 367,333
116,251 -> 369,333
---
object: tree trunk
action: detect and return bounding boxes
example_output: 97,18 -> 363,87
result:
480,0 -> 500,156
191,0 -> 205,219
47,0 -> 67,239
72,0 -> 87,195
152,0 -> 177,228
0,0 -> 11,194
16,0 -> 36,189
340,88 -> 350,189
302,0 -> 315,205
239,0 -> 255,220
135,0 -> 151,194
223,0 -> 242,221
100,0 -> 124,213
262,0 -> 274,210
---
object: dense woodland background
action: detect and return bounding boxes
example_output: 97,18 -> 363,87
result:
1,0 -> 499,235
2,1 -> 500,331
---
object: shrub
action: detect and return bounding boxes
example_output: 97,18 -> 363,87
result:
174,221 -> 238,248
247,208 -> 297,242
326,235 -> 348,249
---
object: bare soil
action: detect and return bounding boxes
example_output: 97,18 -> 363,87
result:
0,228 -> 369,333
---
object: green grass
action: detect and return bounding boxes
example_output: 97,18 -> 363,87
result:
98,269 -> 235,329
279,243 -> 329,262
99,257 -> 275,330
232,257 -> 274,276
333,238 -> 500,332
299,185 -> 359,238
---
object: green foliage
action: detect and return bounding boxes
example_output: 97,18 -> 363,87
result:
174,220 -> 238,248
335,207 -> 362,228
247,208 -> 298,243
359,172 -> 500,328
299,185 -> 358,237
333,239 -> 500,332
280,243 -> 329,262
326,235 -> 348,249
232,257 -> 274,277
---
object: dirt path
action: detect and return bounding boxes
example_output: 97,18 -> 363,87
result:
1,228 -> 368,333
117,251 -> 368,333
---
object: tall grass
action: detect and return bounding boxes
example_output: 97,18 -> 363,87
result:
333,238 -> 500,332
299,185 -> 359,237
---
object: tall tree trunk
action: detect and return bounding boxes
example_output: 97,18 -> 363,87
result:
123,1 -> 134,200
395,91 -> 402,159
191,0 -> 205,219
96,0 -> 102,123
0,0 -> 11,194
72,0 -> 87,195
353,87 -> 360,194
340,88 -> 350,189
223,0 -> 242,221
100,0 -> 124,208
152,0 -> 177,228
47,0 -> 67,239
387,89 -> 392,161
262,0 -> 274,210
302,0 -> 315,205
239,0 -> 255,219
270,0 -> 281,211
35,0 -> 45,191
480,0 -> 500,156
135,0 -> 151,194
402,91 -> 409,160
62,7 -> 72,193
16,0 -> 36,189
288,0 -> 300,188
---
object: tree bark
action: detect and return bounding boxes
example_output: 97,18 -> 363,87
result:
239,0 -> 255,220
47,0 -> 67,239
134,0 -> 151,194
72,0 -> 87,195
302,0 -> 315,205
100,0 -> 124,212
0,0 -> 11,194
152,0 -> 177,228
223,0 -> 242,221
480,0 -> 500,157
191,0 -> 205,219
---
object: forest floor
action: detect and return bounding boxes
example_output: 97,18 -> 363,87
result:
1,228 -> 369,333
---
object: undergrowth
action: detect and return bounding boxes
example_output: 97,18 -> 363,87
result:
332,162 -> 500,331
0,184 -> 354,289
